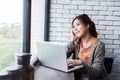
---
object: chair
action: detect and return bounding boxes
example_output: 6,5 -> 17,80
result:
104,58 -> 114,74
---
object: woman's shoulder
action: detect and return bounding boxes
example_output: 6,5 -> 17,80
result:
95,39 -> 105,47
94,39 -> 105,55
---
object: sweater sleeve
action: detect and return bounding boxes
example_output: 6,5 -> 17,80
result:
66,41 -> 75,58
82,42 -> 105,79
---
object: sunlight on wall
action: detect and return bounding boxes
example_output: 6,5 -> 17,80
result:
31,0 -> 45,60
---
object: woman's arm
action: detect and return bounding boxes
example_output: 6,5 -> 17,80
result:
82,42 -> 105,78
66,28 -> 79,58
66,41 -> 75,58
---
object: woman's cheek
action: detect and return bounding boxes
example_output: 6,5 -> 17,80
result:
76,32 -> 82,38
81,28 -> 88,37
78,29 -> 85,37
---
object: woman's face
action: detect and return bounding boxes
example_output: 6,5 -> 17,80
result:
72,19 -> 89,38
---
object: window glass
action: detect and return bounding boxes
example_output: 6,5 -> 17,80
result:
0,0 -> 23,71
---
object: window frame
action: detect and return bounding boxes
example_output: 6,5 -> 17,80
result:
44,0 -> 50,41
23,0 -> 50,52
22,0 -> 31,53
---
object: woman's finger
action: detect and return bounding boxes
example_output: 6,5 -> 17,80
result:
67,61 -> 72,64
67,59 -> 74,66
68,62 -> 74,66
67,60 -> 73,64
71,29 -> 76,41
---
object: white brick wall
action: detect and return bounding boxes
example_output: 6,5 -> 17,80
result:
49,0 -> 120,80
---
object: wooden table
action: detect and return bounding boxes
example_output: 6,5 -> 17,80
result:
34,66 -> 75,80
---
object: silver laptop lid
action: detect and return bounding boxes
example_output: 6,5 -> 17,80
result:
37,42 -> 68,72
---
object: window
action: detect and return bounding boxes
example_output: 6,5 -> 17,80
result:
0,0 -> 23,71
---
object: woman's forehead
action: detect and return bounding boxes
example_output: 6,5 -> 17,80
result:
73,19 -> 81,24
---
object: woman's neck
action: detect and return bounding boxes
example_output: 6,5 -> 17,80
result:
81,32 -> 93,44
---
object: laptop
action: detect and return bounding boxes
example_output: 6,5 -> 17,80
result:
37,41 -> 83,72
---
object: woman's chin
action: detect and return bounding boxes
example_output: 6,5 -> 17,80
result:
76,35 -> 81,39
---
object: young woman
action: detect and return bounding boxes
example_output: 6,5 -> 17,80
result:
67,14 -> 108,80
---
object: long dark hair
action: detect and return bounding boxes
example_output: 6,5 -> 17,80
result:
72,14 -> 98,38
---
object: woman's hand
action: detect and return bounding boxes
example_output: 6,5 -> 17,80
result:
71,29 -> 78,42
67,59 -> 82,67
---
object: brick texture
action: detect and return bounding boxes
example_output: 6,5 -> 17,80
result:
49,0 -> 120,80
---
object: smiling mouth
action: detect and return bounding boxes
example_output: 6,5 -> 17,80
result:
76,31 -> 80,34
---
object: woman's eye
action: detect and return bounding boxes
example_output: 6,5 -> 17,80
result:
76,23 -> 80,26
72,26 -> 75,28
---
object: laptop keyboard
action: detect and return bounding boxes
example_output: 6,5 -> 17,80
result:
68,66 -> 75,69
